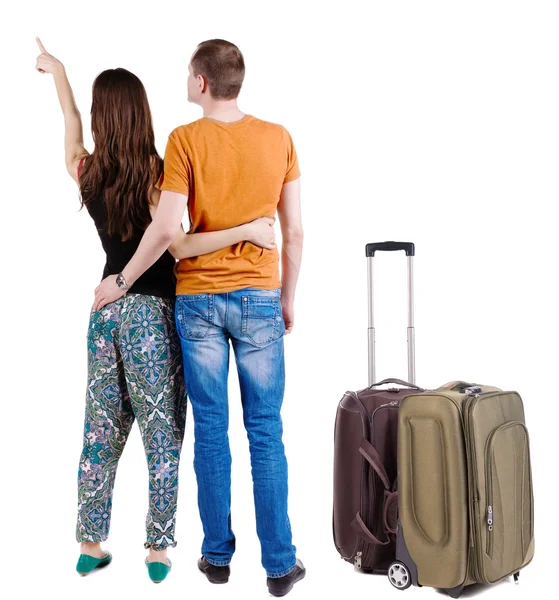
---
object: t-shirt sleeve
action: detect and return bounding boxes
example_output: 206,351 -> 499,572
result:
156,130 -> 191,196
283,128 -> 301,184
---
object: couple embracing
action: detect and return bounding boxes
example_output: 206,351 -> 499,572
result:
36,37 -> 305,596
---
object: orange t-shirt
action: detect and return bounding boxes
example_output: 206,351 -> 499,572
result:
157,115 -> 300,295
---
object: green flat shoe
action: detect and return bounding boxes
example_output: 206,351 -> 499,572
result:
146,558 -> 172,583
76,552 -> 112,576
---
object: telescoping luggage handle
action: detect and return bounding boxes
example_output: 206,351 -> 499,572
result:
365,241 -> 416,386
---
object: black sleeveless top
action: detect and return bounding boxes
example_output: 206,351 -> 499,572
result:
79,158 -> 176,299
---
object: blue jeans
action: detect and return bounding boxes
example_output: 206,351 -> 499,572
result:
175,287 -> 296,578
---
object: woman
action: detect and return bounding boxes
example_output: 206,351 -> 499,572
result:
35,38 -> 276,583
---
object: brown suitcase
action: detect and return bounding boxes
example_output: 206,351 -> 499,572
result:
333,242 -> 425,573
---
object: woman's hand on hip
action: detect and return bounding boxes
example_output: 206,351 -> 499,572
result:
244,217 -> 276,249
93,275 -> 127,311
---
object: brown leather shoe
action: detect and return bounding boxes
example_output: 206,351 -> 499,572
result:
267,559 -> 306,597
197,556 -> 230,584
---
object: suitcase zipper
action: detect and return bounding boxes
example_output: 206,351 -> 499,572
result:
370,401 -> 399,434
463,390 -> 504,583
371,399 -> 399,417
463,395 -> 481,582
486,505 -> 494,557
346,392 -> 372,569
361,400 -> 399,569
463,391 -> 482,581
484,420 -> 528,561
485,425 -> 498,559
348,393 -> 398,570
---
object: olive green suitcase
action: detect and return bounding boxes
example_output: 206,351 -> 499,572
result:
389,381 -> 535,597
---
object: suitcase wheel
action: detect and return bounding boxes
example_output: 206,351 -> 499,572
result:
388,562 -> 412,591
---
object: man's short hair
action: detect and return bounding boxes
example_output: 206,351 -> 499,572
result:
192,39 -> 245,100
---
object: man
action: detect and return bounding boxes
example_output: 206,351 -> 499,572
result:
94,39 -> 305,596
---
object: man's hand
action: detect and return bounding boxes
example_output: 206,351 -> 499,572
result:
282,299 -> 294,334
35,37 -> 64,75
93,275 -> 127,311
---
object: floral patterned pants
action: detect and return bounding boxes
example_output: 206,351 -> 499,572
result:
76,294 -> 186,550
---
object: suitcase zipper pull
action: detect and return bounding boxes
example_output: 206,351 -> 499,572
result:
380,400 -> 399,407
355,551 -> 362,569
487,506 -> 493,531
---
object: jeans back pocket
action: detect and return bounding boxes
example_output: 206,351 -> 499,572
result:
176,295 -> 214,340
241,294 -> 284,346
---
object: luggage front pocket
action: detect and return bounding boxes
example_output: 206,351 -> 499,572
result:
483,421 -> 533,577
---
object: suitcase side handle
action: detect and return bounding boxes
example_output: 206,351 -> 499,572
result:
438,380 -> 503,394
438,380 -> 478,392
351,512 -> 391,546
366,241 -> 415,257
368,378 -> 424,391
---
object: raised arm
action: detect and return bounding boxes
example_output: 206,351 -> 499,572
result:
35,37 -> 88,184
277,178 -> 303,334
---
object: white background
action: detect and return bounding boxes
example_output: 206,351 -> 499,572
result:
2,1 -> 558,598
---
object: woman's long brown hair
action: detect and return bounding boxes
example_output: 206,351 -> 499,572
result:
79,68 -> 163,241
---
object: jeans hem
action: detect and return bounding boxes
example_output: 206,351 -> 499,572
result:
204,556 -> 231,567
267,562 -> 297,579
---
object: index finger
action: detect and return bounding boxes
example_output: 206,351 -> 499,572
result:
35,36 -> 48,54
